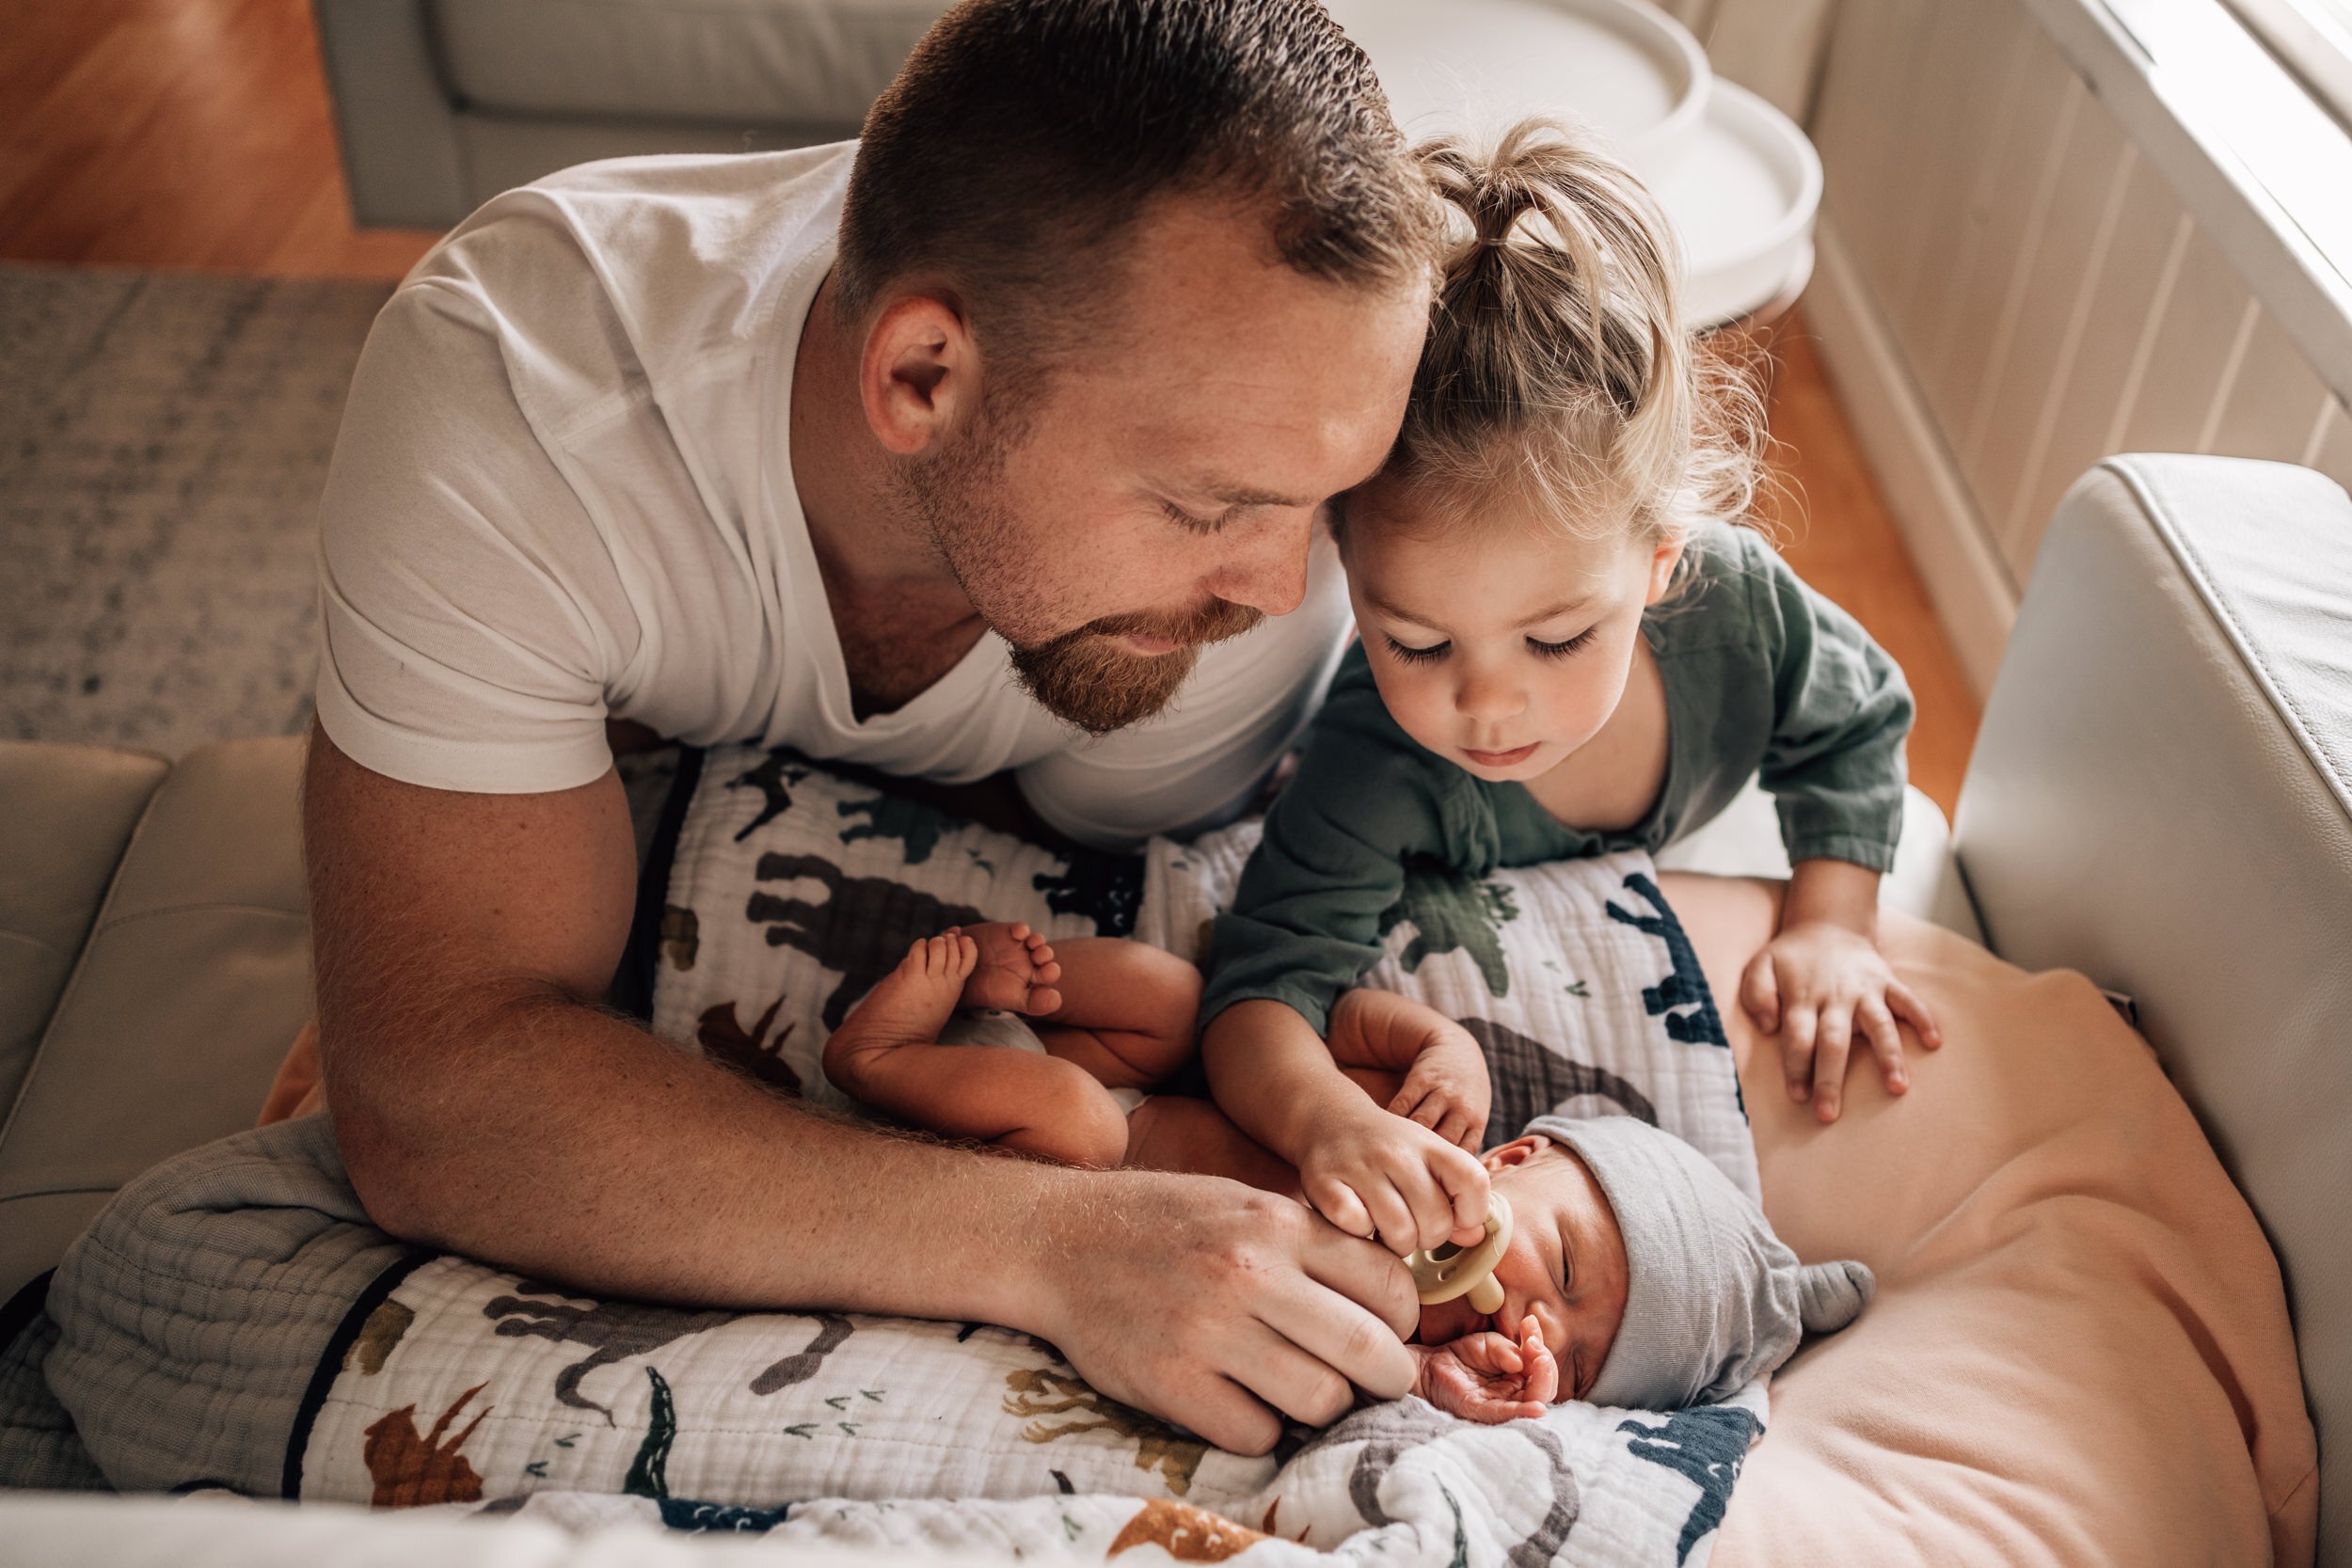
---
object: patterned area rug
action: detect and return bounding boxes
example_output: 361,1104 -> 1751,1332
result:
0,262 -> 394,756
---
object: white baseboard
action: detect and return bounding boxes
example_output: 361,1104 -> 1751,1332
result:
1804,221 -> 2020,702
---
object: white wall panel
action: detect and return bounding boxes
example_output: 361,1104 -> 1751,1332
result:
1810,0 -> 1935,293
2204,307 -> 2335,465
2007,150 -> 2188,569
2312,402 -> 2352,496
1964,83 -> 2132,542
1922,40 -> 2079,457
2113,224 -> 2253,458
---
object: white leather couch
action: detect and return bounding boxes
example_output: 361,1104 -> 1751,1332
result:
2,453 -> 2345,1559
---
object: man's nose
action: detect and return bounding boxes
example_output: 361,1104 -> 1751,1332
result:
1204,512 -> 1311,617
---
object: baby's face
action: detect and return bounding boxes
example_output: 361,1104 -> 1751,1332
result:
1340,478 -> 1682,785
1417,1136 -> 1630,1400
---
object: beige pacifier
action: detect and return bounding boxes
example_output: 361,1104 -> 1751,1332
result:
1405,1192 -> 1514,1314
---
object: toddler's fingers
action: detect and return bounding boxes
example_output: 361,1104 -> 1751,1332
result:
1740,950 -> 1781,1032
1359,1178 -> 1422,1258
1306,1178 -> 1375,1243
1859,997 -> 1906,1094
1782,1005 -> 1818,1101
1888,980 -> 1942,1049
1812,1007 -> 1852,1122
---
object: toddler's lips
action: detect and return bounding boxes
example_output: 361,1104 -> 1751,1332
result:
1461,742 -> 1538,768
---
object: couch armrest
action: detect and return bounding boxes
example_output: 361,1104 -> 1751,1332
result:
1953,453 -> 2352,1559
0,737 -> 313,1304
311,0 -> 469,228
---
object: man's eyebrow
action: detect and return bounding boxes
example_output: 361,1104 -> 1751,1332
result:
1202,483 -> 1313,508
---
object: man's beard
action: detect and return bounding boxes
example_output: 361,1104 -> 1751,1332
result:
899,410 -> 1263,736
1007,597 -> 1263,736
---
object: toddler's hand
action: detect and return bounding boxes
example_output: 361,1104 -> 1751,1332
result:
1385,1024 -> 1490,1153
1297,1098 -> 1489,1257
1740,920 -> 1941,1122
1414,1314 -> 1559,1423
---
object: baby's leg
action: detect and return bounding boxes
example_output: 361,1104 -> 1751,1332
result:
824,934 -> 1130,1167
1029,938 -> 1201,1090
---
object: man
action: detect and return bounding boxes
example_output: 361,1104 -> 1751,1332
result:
306,0 -> 1438,1455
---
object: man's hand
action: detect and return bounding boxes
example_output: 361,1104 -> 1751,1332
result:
1030,1174 -> 1420,1455
1740,858 -> 1941,1124
1412,1314 -> 1559,1424
1294,1095 -> 1490,1256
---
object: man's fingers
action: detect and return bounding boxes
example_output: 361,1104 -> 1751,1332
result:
1279,1239 -> 1420,1395
1889,981 -> 1943,1048
1224,1323 -> 1361,1431
1740,950 -> 1781,1031
1812,1007 -> 1851,1122
1782,1005 -> 1818,1101
1160,1373 -> 1284,1457
1860,998 -> 1906,1093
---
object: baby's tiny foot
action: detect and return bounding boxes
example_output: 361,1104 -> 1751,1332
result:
953,921 -> 1065,1016
841,933 -> 977,1048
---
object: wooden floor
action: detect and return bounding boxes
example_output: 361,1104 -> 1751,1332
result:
0,0 -> 1979,814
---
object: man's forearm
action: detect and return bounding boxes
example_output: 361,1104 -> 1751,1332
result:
327,990 -> 1075,1329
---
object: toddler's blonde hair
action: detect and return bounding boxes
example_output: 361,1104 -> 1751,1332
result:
1365,116 -> 1766,562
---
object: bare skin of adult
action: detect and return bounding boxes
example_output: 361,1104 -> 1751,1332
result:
306,193 -> 1433,1455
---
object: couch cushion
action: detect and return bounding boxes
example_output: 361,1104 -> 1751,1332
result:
432,0 -> 951,127
0,736 -> 311,1303
0,743 -> 168,1118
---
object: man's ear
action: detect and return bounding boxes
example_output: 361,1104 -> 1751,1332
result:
1482,1134 -> 1549,1174
859,293 -> 977,457
1642,532 -> 1688,607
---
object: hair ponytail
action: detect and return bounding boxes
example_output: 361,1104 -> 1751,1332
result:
1386,117 -> 1764,554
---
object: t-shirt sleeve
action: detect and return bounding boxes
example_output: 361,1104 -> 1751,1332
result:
1747,537 -> 1915,872
313,279 -> 640,795
1012,535 -> 1353,851
1198,679 -> 1452,1036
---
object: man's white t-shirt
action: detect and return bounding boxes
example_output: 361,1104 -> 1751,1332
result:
316,144 -> 1353,849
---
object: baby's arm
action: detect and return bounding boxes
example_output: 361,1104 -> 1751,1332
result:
1324,990 -> 1491,1152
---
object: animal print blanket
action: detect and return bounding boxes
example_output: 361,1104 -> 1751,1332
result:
36,746 -> 1768,1567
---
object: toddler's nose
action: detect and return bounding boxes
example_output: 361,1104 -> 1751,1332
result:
1454,672 -> 1524,724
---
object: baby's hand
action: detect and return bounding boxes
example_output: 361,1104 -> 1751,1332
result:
1740,920 -> 1941,1122
1297,1098 -> 1489,1256
1414,1314 -> 1559,1423
1386,1023 -> 1491,1153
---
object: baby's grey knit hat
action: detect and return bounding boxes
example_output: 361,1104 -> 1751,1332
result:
1524,1114 -> 1872,1410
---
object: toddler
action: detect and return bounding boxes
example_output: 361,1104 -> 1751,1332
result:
1200,115 -> 1944,1262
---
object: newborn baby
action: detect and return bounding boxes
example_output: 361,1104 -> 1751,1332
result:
825,926 -> 1869,1420
1403,1114 -> 1873,1420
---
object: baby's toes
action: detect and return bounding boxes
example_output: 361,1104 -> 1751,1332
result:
1025,984 -> 1064,1017
951,934 -> 979,978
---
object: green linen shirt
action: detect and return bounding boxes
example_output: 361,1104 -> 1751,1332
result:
1200,522 -> 1915,1035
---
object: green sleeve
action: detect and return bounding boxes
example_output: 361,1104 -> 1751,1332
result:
1748,538 -> 1915,873
1199,676 -> 1454,1037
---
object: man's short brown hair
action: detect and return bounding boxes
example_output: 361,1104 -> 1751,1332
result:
834,0 -> 1439,365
